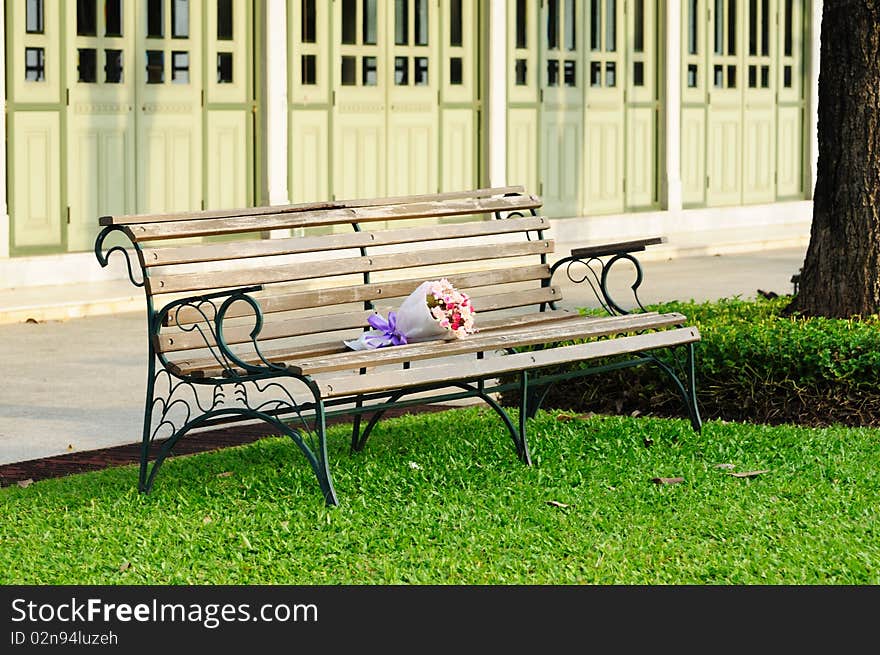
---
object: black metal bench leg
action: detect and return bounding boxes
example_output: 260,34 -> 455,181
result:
311,397 -> 339,506
648,344 -> 702,434
350,397 -> 364,454
138,355 -> 157,493
684,342 -> 703,433
518,371 -> 534,465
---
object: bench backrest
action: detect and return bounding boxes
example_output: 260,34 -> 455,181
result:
106,187 -> 554,371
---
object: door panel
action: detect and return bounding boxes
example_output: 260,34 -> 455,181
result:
12,112 -> 62,248
136,0 -> 203,215
626,106 -> 656,208
290,110 -> 330,202
206,111 -> 249,210
441,109 -> 474,192
681,106 -> 706,205
776,105 -> 803,198
507,108 -> 539,192
65,0 -> 136,251
205,0 -> 254,211
541,0 -> 583,217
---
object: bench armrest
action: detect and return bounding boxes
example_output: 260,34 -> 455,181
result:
155,285 -> 285,378
549,236 -> 666,316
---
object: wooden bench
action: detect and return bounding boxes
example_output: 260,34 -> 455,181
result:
94,186 -> 701,505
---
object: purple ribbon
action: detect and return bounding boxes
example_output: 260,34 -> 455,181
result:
364,311 -> 408,348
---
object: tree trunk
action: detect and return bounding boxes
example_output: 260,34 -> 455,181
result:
788,0 -> 880,318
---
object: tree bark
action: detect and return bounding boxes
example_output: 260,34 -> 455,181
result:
788,0 -> 880,318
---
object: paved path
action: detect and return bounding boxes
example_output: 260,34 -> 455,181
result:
0,246 -> 805,465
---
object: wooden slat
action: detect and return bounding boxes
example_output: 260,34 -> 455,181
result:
100,186 -> 526,226
289,312 -> 684,375
316,327 -> 701,398
129,195 -> 542,241
166,341 -> 351,378
569,236 -> 666,259
148,239 -> 554,295
141,215 -> 550,267
163,308 -> 579,374
157,309 -> 376,353
166,265 -> 553,325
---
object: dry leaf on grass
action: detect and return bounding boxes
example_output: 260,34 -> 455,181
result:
203,516 -> 212,525
652,477 -> 685,485
16,479 -> 33,489
714,463 -> 735,470
216,471 -> 233,478
546,500 -> 570,509
729,470 -> 769,478
119,561 -> 131,572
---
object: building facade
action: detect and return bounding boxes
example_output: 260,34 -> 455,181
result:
0,0 -> 820,286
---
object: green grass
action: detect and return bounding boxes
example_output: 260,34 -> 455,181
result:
2,407 -> 879,584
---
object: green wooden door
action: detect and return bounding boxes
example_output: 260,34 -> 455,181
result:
205,0 -> 255,211
742,0 -> 776,204
507,0 -> 540,195
683,0 -> 807,208
776,0 -> 805,200
6,0 -> 64,253
290,0 -> 479,206
583,0 -> 626,215
136,0 -> 203,215
624,0 -> 659,209
540,0 -> 583,218
681,0 -> 708,207
333,0 -> 386,200
706,0 -> 743,207
511,0 -> 657,218
65,0 -> 136,252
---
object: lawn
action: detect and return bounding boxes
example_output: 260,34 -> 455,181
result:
2,407 -> 878,585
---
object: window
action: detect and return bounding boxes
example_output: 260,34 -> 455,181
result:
515,0 -> 527,49
342,0 -> 356,44
395,0 -> 408,45
78,48 -> 97,82
26,0 -> 44,34
148,0 -> 164,38
302,0 -> 316,43
218,0 -> 234,40
515,59 -> 527,85
301,54 -> 317,85
146,50 -> 164,83
414,0 -> 428,45
363,0 -> 377,45
25,47 -> 46,82
395,56 -> 408,84
217,52 -> 233,83
450,57 -> 462,85
106,0 -> 123,36
341,56 -> 356,85
414,56 -> 428,85
362,56 -> 377,85
564,60 -> 576,86
451,0 -> 463,47
105,49 -> 123,83
77,0 -> 97,36
172,51 -> 190,83
172,0 -> 189,38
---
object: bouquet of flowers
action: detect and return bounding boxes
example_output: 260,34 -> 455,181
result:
344,279 -> 476,350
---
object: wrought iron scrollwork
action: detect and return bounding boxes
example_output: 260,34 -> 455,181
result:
94,225 -> 145,287
550,251 -> 649,316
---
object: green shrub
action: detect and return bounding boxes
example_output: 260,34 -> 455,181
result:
500,296 -> 880,427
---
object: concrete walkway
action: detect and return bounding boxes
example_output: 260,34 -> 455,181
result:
0,238 -> 807,466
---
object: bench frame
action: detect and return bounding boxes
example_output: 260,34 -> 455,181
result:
95,191 -> 701,506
